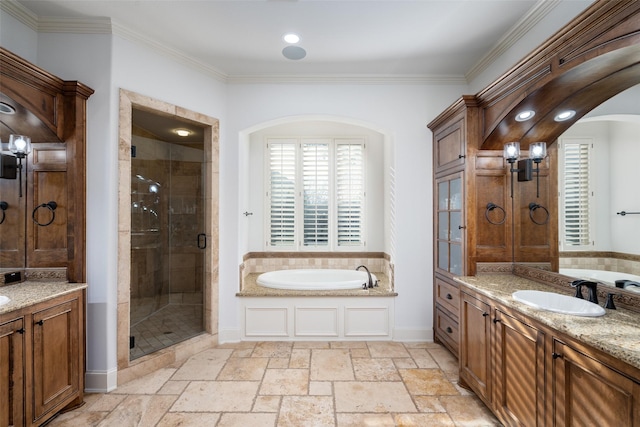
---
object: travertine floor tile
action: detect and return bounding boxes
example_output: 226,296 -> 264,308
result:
171,381 -> 259,412
399,368 -> 460,396
112,368 -> 175,394
311,349 -> 354,380
367,341 -> 411,358
439,395 -> 502,426
171,348 -> 233,380
278,396 -> 335,427
218,356 -> 269,380
48,341 -> 501,427
336,413 -> 395,427
334,382 -> 417,413
156,412 -> 221,426
352,357 -> 400,381
260,368 -> 309,395
218,412 -> 277,427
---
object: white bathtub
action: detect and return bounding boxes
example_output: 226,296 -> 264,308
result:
560,268 -> 640,293
257,269 -> 378,291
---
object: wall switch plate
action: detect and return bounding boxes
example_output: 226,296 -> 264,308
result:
4,271 -> 22,284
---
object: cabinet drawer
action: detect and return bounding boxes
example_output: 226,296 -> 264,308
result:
435,278 -> 459,316
435,307 -> 459,356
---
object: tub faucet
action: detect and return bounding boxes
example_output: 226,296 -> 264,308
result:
356,265 -> 375,289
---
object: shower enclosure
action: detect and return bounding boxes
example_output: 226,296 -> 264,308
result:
129,110 -> 206,359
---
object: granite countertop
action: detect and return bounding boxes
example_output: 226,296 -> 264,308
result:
0,281 -> 87,316
455,274 -> 640,372
238,272 -> 397,297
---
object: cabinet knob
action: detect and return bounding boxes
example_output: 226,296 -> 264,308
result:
458,225 -> 466,229
482,312 -> 489,317
458,154 -> 466,159
446,293 -> 453,300
552,352 -> 563,359
36,320 -> 44,326
493,318 -> 501,323
16,328 -> 25,334
446,327 -> 453,334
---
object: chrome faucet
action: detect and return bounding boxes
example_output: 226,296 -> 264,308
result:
356,265 -> 376,289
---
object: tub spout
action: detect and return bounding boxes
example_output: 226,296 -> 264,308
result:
356,265 -> 376,288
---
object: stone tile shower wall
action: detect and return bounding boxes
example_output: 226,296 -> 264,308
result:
240,253 -> 393,291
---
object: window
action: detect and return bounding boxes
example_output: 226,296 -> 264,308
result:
266,138 -> 365,250
560,140 -> 592,248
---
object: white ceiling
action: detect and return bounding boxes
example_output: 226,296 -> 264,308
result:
12,0 -> 563,81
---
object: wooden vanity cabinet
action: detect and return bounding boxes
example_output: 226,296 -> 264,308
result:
552,340 -> 640,427
459,284 -> 640,427
0,317 -> 25,427
0,289 -> 85,427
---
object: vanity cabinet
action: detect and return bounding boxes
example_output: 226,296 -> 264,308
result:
0,289 -> 85,427
0,317 -> 25,427
552,340 -> 640,427
459,283 -> 640,427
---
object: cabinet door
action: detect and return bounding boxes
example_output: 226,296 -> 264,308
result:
459,292 -> 491,403
553,340 -> 640,427
493,310 -> 545,427
434,118 -> 466,174
31,297 -> 80,422
435,173 -> 465,277
0,317 -> 25,427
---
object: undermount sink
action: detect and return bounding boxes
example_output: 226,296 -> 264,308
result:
0,295 -> 10,307
512,290 -> 606,317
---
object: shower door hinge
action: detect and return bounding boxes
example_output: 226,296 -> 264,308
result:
129,336 -> 135,349
131,145 -> 137,158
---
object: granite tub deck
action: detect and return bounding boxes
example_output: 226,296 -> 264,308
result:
0,280 -> 87,315
238,272 -> 397,297
455,274 -> 640,371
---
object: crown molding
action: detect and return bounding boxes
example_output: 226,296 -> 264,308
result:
465,0 -> 560,83
0,0 -> 38,30
226,74 -> 468,85
37,16 -> 112,34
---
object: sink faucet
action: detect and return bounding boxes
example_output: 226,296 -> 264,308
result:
356,265 -> 375,289
571,279 -> 598,304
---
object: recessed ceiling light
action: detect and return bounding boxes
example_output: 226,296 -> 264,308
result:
554,110 -> 576,122
515,110 -> 535,122
0,102 -> 16,115
175,129 -> 190,137
283,46 -> 307,60
283,33 -> 300,44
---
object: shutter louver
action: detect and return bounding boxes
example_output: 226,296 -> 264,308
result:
563,143 -> 591,246
336,143 -> 364,246
269,142 -> 296,247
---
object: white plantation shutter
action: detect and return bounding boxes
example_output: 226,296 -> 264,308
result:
268,141 -> 297,247
336,142 -> 364,246
266,137 -> 365,250
562,142 -> 591,247
302,141 -> 330,247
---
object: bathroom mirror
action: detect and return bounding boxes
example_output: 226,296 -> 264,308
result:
520,83 -> 640,294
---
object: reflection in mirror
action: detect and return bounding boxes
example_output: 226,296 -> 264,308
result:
555,84 -> 640,293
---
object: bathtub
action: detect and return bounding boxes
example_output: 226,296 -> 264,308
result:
257,269 -> 378,291
560,268 -> 640,293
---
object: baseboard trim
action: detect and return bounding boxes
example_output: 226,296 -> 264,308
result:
85,368 -> 118,393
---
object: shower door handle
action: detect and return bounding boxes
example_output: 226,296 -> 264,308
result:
197,233 -> 207,249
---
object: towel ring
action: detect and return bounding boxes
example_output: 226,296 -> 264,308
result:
528,202 -> 549,225
0,201 -> 7,225
32,201 -> 57,227
485,202 -> 506,225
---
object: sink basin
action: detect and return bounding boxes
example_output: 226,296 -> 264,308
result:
512,290 -> 605,317
0,295 -> 10,307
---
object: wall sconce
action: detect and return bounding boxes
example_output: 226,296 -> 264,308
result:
529,142 -> 547,198
503,141 -> 547,198
8,134 -> 32,197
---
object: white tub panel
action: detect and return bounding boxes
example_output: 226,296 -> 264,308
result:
245,307 -> 289,337
344,306 -> 390,337
294,307 -> 339,337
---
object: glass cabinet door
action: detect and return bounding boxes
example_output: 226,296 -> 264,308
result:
435,173 -> 464,276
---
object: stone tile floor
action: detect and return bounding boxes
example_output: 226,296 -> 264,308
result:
47,341 -> 501,426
